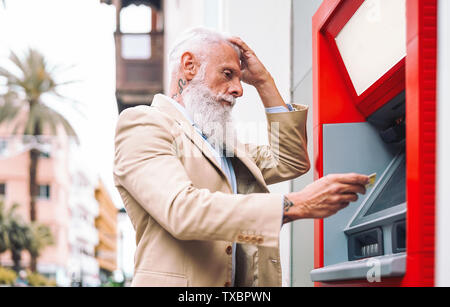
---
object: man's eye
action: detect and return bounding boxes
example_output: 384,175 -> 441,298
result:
224,71 -> 232,79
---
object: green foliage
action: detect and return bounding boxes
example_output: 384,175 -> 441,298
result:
3,203 -> 30,271
0,201 -> 54,271
0,202 -> 10,254
26,270 -> 56,287
0,266 -> 16,285
0,266 -> 17,285
26,222 -> 54,258
101,277 -> 125,287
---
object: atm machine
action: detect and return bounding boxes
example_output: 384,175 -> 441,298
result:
310,0 -> 437,286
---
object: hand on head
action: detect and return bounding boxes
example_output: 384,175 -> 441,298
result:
228,36 -> 272,87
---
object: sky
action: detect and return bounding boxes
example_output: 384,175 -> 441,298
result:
0,0 -> 136,276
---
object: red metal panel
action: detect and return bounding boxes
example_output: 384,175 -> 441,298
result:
325,0 -> 364,37
312,0 -> 437,287
404,0 -> 437,286
315,0 -> 406,120
313,0 -> 366,127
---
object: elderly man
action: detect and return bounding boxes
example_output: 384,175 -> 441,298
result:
114,27 -> 368,287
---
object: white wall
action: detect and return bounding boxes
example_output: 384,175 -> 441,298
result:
163,0 -> 206,94
436,0 -> 450,287
163,0 -> 293,286
291,0 -> 323,287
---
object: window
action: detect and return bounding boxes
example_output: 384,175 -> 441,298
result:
121,35 -> 151,59
0,183 -> 5,196
120,4 -> 152,33
120,4 -> 152,60
38,185 -> 51,200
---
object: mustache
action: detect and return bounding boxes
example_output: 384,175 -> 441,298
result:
215,93 -> 236,107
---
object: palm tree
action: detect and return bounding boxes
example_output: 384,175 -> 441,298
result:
5,205 -> 29,272
0,201 -> 10,266
25,222 -> 54,267
0,48 -> 79,271
0,202 -> 29,272
0,201 -> 54,273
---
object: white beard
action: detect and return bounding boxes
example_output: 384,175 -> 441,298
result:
183,78 -> 237,156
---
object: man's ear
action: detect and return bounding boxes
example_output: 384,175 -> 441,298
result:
180,52 -> 199,81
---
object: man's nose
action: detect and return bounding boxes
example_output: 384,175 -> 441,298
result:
229,80 -> 243,98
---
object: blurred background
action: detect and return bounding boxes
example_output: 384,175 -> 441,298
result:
0,0 -> 323,287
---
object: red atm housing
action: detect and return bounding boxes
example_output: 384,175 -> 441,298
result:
313,0 -> 437,286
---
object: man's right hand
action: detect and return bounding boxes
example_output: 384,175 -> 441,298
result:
283,173 -> 369,224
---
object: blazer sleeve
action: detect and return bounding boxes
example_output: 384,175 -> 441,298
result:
245,104 -> 310,185
113,106 -> 283,248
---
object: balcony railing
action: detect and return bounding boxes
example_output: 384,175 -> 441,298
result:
114,31 -> 164,111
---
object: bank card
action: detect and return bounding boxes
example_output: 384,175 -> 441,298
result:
366,173 -> 377,189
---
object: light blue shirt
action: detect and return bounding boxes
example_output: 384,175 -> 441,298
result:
165,96 -> 293,286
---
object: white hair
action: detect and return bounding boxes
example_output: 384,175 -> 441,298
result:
168,27 -> 241,78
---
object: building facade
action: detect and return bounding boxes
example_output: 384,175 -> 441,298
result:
0,134 -> 72,284
67,148 -> 101,287
0,134 -> 103,286
94,180 -> 118,284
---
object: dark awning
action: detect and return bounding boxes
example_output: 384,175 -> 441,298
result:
101,0 -> 161,10
122,0 -> 161,10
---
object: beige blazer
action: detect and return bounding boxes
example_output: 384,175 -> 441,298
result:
113,94 -> 310,287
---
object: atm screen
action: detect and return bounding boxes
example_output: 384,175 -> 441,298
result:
344,151 -> 407,262
364,154 -> 406,216
348,151 -> 406,229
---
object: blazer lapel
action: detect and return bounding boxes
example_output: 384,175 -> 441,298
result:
233,142 -> 269,192
178,120 -> 225,172
151,95 -> 229,183
151,94 -> 268,192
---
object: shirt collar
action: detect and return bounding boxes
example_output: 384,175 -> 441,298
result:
163,95 -> 211,141
164,95 -> 195,126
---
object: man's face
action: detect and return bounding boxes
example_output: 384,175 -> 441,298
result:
181,42 -> 242,152
201,42 -> 243,107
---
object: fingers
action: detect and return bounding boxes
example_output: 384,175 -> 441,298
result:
337,183 -> 367,195
228,36 -> 252,53
327,173 -> 369,186
339,202 -> 350,209
327,202 -> 350,218
338,193 -> 359,203
228,37 -> 255,62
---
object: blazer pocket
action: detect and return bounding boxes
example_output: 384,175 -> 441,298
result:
132,270 -> 188,287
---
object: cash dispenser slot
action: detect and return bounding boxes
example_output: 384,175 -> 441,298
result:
348,228 -> 384,261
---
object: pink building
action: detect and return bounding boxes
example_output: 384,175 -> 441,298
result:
0,134 -> 99,285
